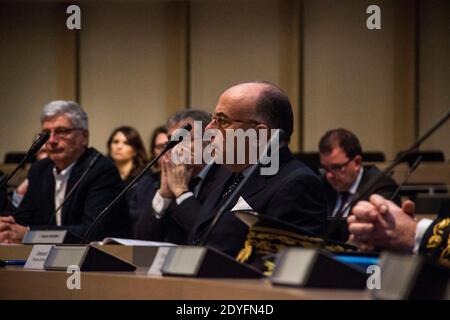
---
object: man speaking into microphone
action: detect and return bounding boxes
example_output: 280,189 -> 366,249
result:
0,101 -> 131,243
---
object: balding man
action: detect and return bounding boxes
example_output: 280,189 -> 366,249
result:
175,81 -> 327,257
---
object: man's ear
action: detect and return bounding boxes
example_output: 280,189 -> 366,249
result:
354,155 -> 363,167
82,129 -> 89,146
255,123 -> 269,131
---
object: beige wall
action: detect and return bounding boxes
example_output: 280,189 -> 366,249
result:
419,0 -> 450,159
0,3 -> 75,158
0,0 -> 448,162
190,0 -> 301,150
302,0 -> 416,159
80,2 -> 173,154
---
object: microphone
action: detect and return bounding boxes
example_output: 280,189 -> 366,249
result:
325,109 -> 450,241
200,128 -> 285,246
388,155 -> 422,201
80,123 -> 192,243
0,131 -> 50,190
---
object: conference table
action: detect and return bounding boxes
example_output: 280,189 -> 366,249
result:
0,244 -> 369,300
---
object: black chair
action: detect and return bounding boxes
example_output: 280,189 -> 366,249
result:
395,150 -> 445,166
294,152 -> 321,174
414,194 -> 450,214
362,151 -> 385,162
4,152 -> 35,164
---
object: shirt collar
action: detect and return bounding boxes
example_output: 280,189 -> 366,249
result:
195,162 -> 213,182
53,161 -> 76,178
348,167 -> 364,195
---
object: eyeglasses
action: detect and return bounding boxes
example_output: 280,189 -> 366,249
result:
320,158 -> 353,174
42,127 -> 83,139
210,112 -> 261,128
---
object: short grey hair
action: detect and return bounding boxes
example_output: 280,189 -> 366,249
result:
40,100 -> 88,129
166,109 -> 211,131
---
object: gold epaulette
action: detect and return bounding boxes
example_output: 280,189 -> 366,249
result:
236,225 -> 354,264
426,218 -> 450,268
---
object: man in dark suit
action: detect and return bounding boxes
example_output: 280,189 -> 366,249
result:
318,128 -> 399,241
171,81 -> 327,257
348,194 -> 450,268
134,109 -> 230,243
0,101 -> 131,243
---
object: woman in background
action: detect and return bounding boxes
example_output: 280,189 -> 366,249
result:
107,126 -> 149,230
107,126 -> 148,184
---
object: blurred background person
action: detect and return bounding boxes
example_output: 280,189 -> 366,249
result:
107,126 -> 149,229
149,125 -> 168,172
107,126 -> 148,184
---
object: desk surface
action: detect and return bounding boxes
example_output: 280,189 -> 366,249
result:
0,245 -> 369,300
0,267 -> 369,300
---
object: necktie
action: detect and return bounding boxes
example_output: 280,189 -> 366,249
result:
335,191 -> 351,217
221,172 -> 244,200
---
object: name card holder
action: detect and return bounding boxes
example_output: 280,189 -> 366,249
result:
24,244 -> 54,270
44,245 -> 136,272
372,252 -> 450,300
161,246 -> 262,278
22,229 -> 81,244
271,248 -> 368,289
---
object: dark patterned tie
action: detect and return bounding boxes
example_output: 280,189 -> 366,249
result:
221,172 -> 244,200
336,191 -> 351,216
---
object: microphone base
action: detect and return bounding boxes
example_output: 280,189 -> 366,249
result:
161,246 -> 262,278
44,245 -> 136,272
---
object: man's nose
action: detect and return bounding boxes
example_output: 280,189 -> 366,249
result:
47,132 -> 59,144
205,119 -> 216,130
326,171 -> 335,180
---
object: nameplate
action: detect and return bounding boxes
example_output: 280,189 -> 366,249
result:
22,230 -> 68,244
147,247 -> 171,276
24,245 -> 54,270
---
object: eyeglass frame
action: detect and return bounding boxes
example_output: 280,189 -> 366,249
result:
210,112 -> 262,128
41,127 -> 84,139
319,157 -> 355,175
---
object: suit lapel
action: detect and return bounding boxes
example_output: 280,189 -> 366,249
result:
60,149 -> 90,224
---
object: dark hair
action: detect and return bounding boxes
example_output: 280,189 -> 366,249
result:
107,126 -> 148,179
149,125 -> 168,159
166,109 -> 212,131
253,81 -> 293,142
318,128 -> 363,159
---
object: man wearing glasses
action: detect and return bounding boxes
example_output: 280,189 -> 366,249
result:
177,81 -> 327,257
0,101 -> 131,243
318,128 -> 400,241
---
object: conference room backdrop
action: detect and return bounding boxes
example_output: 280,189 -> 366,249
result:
0,0 -> 448,161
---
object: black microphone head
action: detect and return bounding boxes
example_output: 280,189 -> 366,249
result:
29,131 -> 50,154
183,123 -> 192,132
165,123 -> 193,150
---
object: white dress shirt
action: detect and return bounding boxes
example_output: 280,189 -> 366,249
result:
52,162 -> 76,226
152,163 -> 214,219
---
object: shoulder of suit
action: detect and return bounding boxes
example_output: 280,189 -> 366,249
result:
28,157 -> 53,174
78,147 -> 114,170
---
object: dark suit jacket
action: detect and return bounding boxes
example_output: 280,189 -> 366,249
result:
134,164 -> 231,244
322,165 -> 400,241
13,147 -> 131,241
127,170 -> 160,230
172,147 -> 327,258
